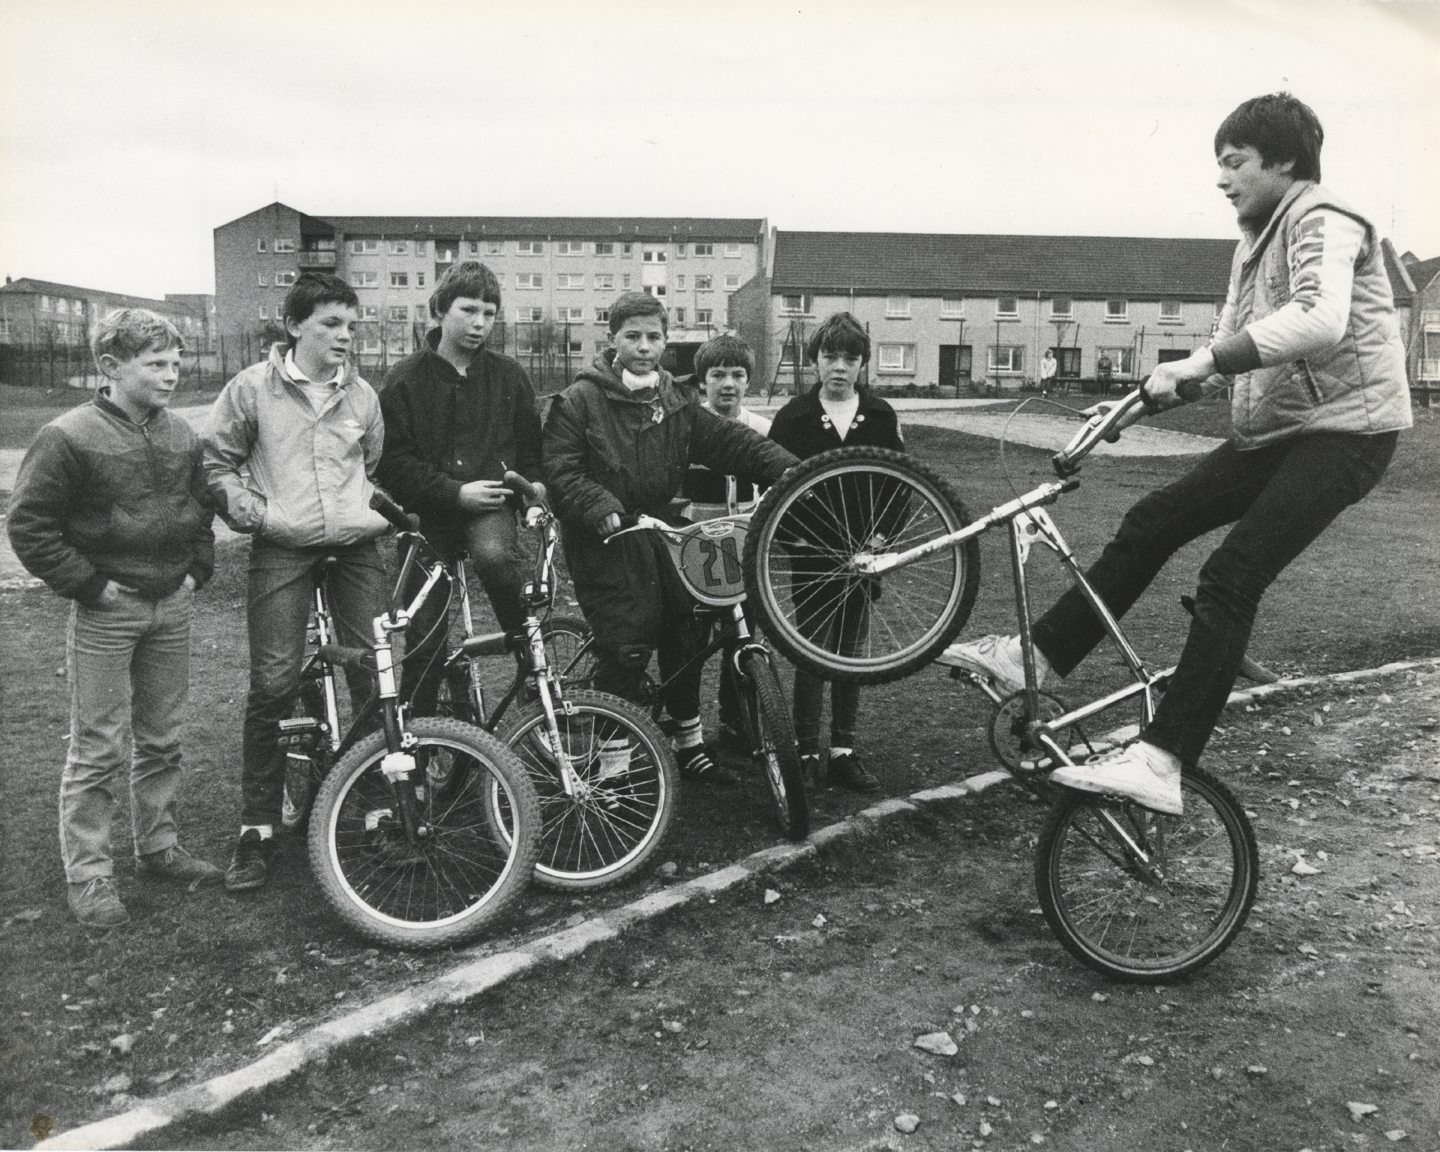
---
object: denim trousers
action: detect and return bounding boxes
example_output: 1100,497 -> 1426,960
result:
1032,430 -> 1397,767
241,539 -> 387,826
403,509 -> 525,718
60,585 -> 194,882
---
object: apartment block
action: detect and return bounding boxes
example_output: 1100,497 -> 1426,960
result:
214,203 -> 767,375
0,276 -> 213,350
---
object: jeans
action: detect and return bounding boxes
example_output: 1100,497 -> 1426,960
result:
791,571 -> 870,754
1032,431 -> 1397,766
403,510 -> 526,718
240,539 -> 387,826
60,585 -> 194,882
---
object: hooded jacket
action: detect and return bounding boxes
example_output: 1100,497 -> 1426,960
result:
202,345 -> 389,548
1209,181 -> 1411,447
8,390 -> 214,603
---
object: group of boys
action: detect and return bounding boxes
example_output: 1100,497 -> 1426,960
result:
10,91 -> 1412,934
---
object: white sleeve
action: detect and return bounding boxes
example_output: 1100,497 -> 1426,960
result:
1245,210 -> 1365,365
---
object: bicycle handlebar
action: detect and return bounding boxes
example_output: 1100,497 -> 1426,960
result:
1051,379 -> 1204,477
369,488 -> 420,532
503,469 -> 540,503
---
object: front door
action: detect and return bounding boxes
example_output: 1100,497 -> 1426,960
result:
939,344 -> 973,390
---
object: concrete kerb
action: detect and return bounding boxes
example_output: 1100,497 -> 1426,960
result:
37,656 -> 1438,1150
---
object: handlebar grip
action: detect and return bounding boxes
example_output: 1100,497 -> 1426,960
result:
503,470 -> 539,502
1176,379 -> 1205,403
369,488 -> 420,532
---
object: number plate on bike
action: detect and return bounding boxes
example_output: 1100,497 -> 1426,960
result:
676,519 -> 748,606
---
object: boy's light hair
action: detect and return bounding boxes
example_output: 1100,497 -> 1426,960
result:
91,308 -> 184,369
693,333 -> 755,381
430,260 -> 502,318
608,290 -> 667,335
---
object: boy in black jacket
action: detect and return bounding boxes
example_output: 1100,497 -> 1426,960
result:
543,292 -> 796,784
377,262 -> 544,716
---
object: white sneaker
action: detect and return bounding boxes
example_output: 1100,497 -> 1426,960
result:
936,634 -> 1042,695
1048,741 -> 1183,815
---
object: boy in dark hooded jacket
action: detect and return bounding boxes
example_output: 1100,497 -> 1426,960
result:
542,292 -> 796,784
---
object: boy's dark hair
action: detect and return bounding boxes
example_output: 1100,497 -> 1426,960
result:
430,260 -> 502,318
1214,92 -> 1324,182
91,307 -> 184,369
805,311 -> 870,365
282,272 -> 359,347
608,290 -> 668,335
693,333 -> 754,380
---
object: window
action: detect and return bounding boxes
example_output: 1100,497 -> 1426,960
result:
388,306 -> 409,322
675,244 -> 686,258
351,271 -> 379,288
258,305 -> 268,319
941,297 -> 964,318
988,345 -> 1025,373
415,305 -> 429,320
414,241 -> 428,257
594,273 -> 615,291
724,275 -> 741,290
695,275 -> 713,291
1105,299 -> 1129,322
595,242 -> 615,256
358,338 -> 381,355
516,272 -> 543,289
274,238 -> 296,253
1050,296 -> 1073,318
557,273 -> 584,290
621,274 -> 632,289
485,240 -> 504,255
387,335 -> 407,355
696,308 -> 713,325
360,305 -> 379,320
1096,347 -> 1134,375
417,272 -> 426,287
779,294 -> 810,315
622,243 -> 633,256
885,295 -> 910,318
256,239 -> 268,253
556,240 -> 585,256
516,240 -> 544,255
674,307 -> 686,324
468,241 -> 480,255
39,295 -> 51,311
595,340 -> 610,352
642,247 -> 667,263
675,275 -> 686,291
390,272 -> 409,288
723,243 -> 742,257
561,307 -> 584,324
693,243 -> 714,257
642,285 -> 667,298
996,297 -> 1018,319
566,338 -> 584,355
877,343 -> 916,373
257,272 -> 267,287
516,306 -> 544,323
275,271 -> 296,286
594,307 -> 610,324
389,241 -> 409,255
349,239 -> 380,254
1159,300 -> 1183,323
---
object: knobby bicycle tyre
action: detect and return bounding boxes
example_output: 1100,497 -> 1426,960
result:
496,689 -> 678,891
737,649 -> 808,840
307,717 -> 540,950
281,680 -> 329,833
1034,764 -> 1259,982
743,447 -> 981,684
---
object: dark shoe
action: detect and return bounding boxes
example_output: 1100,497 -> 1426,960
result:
138,844 -> 224,890
68,876 -> 130,930
677,745 -> 740,787
224,830 -> 275,892
799,753 -> 823,789
826,750 -> 881,794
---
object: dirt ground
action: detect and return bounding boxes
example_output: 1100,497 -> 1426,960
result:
136,666 -> 1440,1152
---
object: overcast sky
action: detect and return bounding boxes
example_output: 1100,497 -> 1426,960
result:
1,0 -> 1436,300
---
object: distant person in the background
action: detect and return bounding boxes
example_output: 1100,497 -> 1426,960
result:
1096,352 -> 1113,396
681,333 -> 773,753
943,92 -> 1410,817
768,312 -> 904,795
9,309 -> 219,929
1040,349 -> 1058,397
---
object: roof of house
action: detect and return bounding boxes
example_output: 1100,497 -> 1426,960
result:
772,231 -> 1242,297
1402,254 -> 1440,297
217,203 -> 766,242
0,277 -> 178,310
